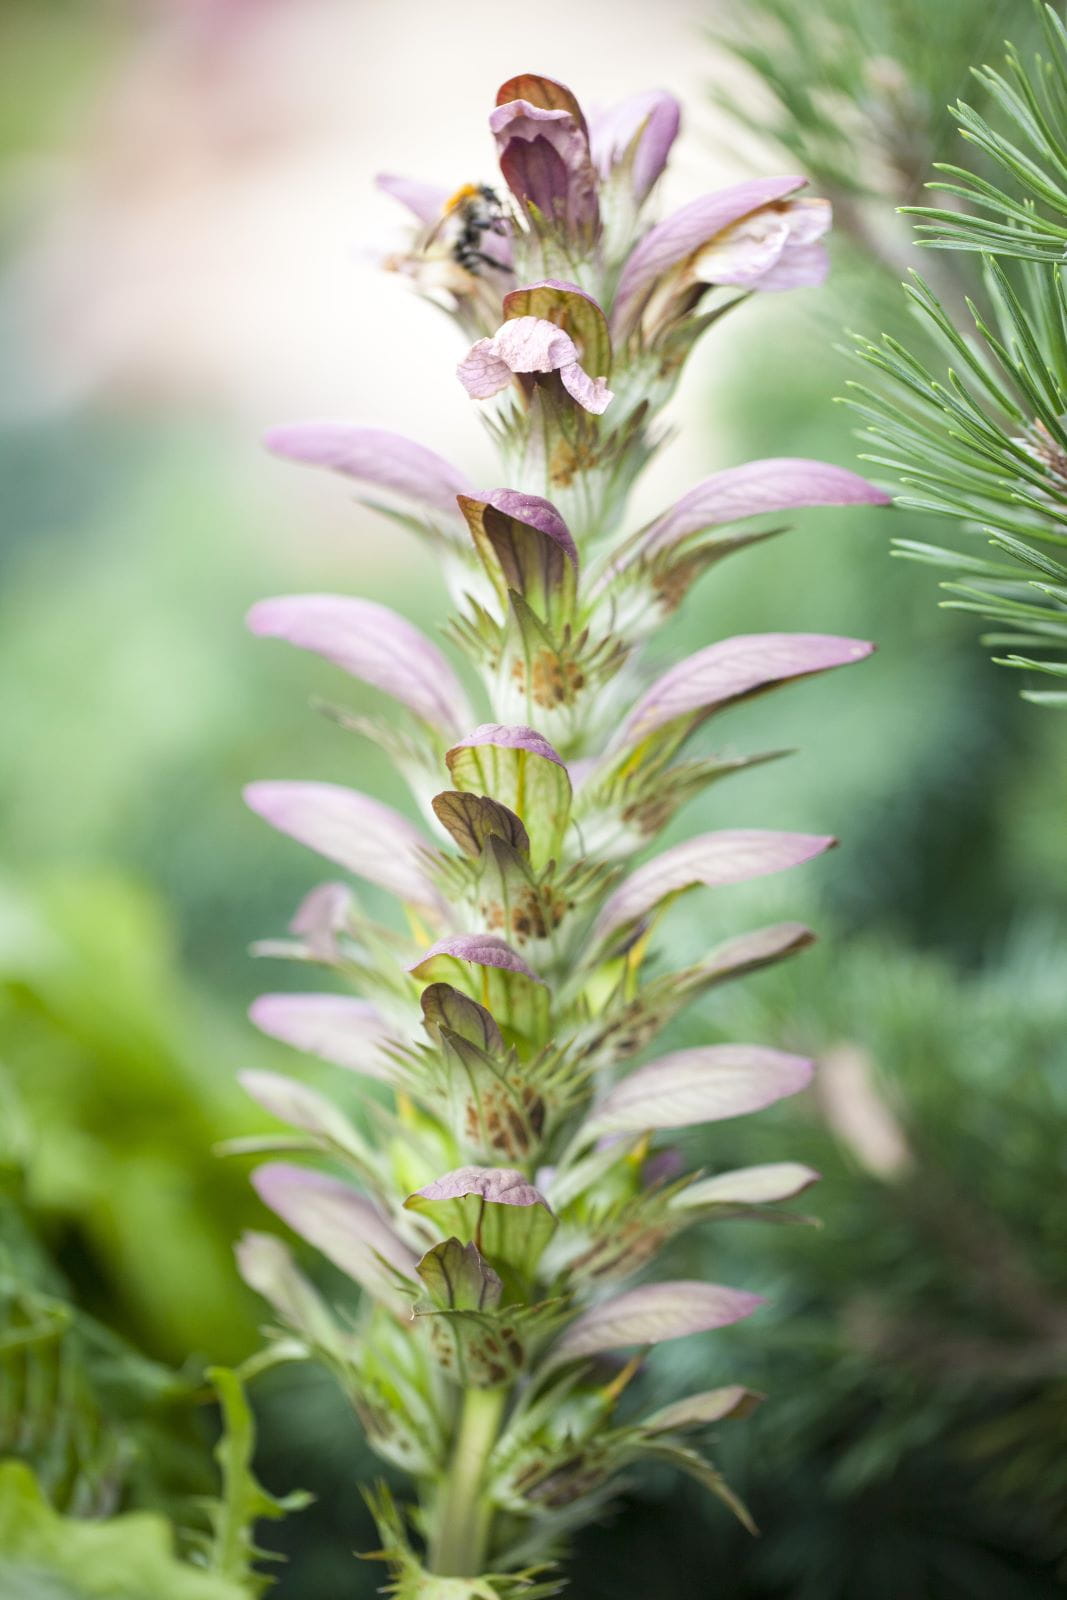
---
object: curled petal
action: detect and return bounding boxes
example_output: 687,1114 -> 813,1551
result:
247,594 -> 470,734
619,633 -> 874,747
594,830 -> 835,944
696,198 -> 831,292
375,172 -> 451,224
407,932 -> 544,983
612,176 -> 806,334
264,422 -> 473,516
642,459 -> 890,554
589,89 -> 681,200
409,1165 -> 552,1212
479,489 -> 579,569
449,722 -> 567,767
491,83 -> 598,234
457,316 -> 613,414
245,781 -> 444,914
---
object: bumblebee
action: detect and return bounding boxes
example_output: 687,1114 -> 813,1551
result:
438,182 -> 510,275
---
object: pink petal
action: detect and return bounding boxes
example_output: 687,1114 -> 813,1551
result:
244,781 -> 444,914
264,423 -> 472,516
375,172 -> 451,225
559,361 -> 613,414
594,829 -> 836,943
589,90 -> 681,200
619,633 -> 874,746
407,932 -> 544,983
611,176 -> 807,333
586,1045 -> 814,1135
249,993 -> 395,1080
247,594 -> 470,734
457,338 -> 514,400
642,460 -> 890,554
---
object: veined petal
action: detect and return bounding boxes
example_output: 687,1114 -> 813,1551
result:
695,197 -> 831,292
589,89 -> 681,201
449,722 -> 567,766
409,1165 -> 552,1212
375,171 -> 451,224
618,633 -> 874,747
585,1045 -> 813,1136
674,1162 -> 821,1209
611,176 -> 806,333
247,593 -> 470,734
457,316 -> 613,414
249,993 -> 396,1080
244,781 -> 444,914
642,460 -> 890,554
546,1280 -> 763,1368
593,829 -> 835,944
251,1163 -> 417,1307
264,422 -> 473,516
491,78 -> 598,235
407,932 -> 544,983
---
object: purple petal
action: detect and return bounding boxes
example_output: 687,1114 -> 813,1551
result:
611,176 -> 806,334
619,633 -> 874,747
409,1165 -> 552,1212
249,993 -> 395,1080
502,279 -> 612,379
245,781 -> 444,914
252,1162 -> 417,1304
642,459 -> 891,555
559,361 -> 613,414
491,93 -> 598,234
589,89 -> 681,200
375,172 -> 450,225
288,881 -> 353,961
586,1045 -> 814,1136
458,318 -> 613,414
263,423 -> 473,516
548,1280 -> 764,1366
481,489 -> 579,568
247,594 -> 470,734
675,1162 -> 821,1208
449,723 -> 566,767
239,1068 -> 365,1147
695,197 -> 831,292
457,338 -> 513,400
594,830 -> 835,944
407,933 -> 544,983
235,1231 -> 339,1346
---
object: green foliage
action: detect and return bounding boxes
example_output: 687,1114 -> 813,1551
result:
842,10 -> 1067,701
197,1369 -> 311,1595
911,5 -> 1067,261
0,1461 -> 248,1600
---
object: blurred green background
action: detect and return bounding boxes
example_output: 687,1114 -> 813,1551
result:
1,1 -> 1065,1596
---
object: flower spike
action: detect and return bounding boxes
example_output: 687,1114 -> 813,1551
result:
243,66 -> 884,1592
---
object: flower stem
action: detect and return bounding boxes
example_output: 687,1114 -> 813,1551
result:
429,1385 -> 508,1577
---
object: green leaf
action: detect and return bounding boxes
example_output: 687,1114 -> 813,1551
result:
204,1368 -> 311,1595
0,1461 -> 248,1600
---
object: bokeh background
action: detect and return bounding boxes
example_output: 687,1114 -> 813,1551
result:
2,1 -> 1066,1596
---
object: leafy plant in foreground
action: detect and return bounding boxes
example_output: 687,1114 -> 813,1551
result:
238,73 -> 886,1596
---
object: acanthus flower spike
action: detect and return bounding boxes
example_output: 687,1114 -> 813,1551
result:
241,65 -> 887,1595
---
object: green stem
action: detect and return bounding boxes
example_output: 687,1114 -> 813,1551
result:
429,1385 -> 508,1577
